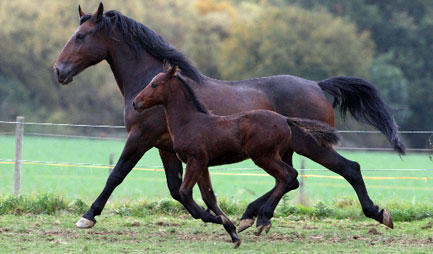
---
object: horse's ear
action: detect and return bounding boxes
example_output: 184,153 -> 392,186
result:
162,59 -> 171,73
78,5 -> 85,18
92,2 -> 104,22
168,65 -> 179,77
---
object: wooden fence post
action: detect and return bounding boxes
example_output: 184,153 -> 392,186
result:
14,116 -> 24,194
299,158 -> 305,205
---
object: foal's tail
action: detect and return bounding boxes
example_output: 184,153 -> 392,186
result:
286,117 -> 340,147
317,76 -> 405,155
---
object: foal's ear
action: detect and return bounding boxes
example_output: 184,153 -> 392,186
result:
168,65 -> 179,77
78,5 -> 85,18
162,59 -> 172,73
92,2 -> 104,22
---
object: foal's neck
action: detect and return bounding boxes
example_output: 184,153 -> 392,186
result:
164,80 -> 208,135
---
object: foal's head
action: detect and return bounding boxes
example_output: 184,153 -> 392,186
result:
132,62 -> 179,112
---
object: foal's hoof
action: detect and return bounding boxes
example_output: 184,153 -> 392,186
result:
238,218 -> 254,233
381,209 -> 394,229
255,223 -> 271,236
75,217 -> 95,228
233,239 -> 242,249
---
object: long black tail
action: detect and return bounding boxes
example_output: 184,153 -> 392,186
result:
286,117 -> 340,148
318,76 -> 405,155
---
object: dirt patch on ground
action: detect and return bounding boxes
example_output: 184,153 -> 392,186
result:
2,220 -> 432,247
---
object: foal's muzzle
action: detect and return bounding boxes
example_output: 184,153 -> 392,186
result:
132,99 -> 144,112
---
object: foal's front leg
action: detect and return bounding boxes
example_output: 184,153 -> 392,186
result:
198,170 -> 241,248
179,158 -> 223,224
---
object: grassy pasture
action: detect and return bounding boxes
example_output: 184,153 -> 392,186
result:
0,213 -> 432,253
0,135 -> 432,204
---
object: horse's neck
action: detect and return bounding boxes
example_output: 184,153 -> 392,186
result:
106,43 -> 161,102
164,83 -> 206,136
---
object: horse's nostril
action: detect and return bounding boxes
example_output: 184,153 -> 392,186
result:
55,67 -> 60,77
132,101 -> 136,109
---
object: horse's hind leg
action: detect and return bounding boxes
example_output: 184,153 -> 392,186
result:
238,150 -> 299,233
296,143 -> 393,228
198,171 -> 241,248
251,156 -> 298,236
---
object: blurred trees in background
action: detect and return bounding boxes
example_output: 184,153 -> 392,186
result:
0,0 -> 431,147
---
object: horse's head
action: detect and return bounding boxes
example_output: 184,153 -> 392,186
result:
133,61 -> 179,112
54,3 -> 109,85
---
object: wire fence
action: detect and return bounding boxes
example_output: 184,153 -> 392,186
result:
1,120 -> 432,152
1,118 -> 432,195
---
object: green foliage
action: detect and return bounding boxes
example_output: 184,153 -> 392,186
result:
0,0 -> 430,147
1,193 -> 432,222
113,199 -> 186,217
0,193 -> 67,215
67,198 -> 88,214
219,6 -> 374,80
312,201 -> 335,218
287,0 -> 433,147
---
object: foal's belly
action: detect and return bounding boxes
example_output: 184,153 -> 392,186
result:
174,151 -> 248,166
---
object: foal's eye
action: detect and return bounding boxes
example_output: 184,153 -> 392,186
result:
151,83 -> 158,88
76,33 -> 86,40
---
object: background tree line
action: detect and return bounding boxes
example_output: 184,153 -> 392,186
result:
0,0 -> 431,148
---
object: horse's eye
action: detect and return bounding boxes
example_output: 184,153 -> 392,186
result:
151,83 -> 158,88
76,33 -> 86,40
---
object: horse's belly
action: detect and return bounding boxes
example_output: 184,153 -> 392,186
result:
208,152 -> 248,166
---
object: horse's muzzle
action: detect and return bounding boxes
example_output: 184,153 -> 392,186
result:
54,62 -> 74,85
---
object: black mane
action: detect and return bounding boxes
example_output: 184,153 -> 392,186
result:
86,10 -> 204,84
176,75 -> 209,114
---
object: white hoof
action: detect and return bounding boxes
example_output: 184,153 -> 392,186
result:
75,217 -> 95,228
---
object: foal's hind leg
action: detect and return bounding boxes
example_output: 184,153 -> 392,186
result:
239,150 -> 299,233
295,142 -> 393,228
198,171 -> 241,248
251,156 -> 298,235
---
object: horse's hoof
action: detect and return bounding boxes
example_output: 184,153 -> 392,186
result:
75,217 -> 95,228
264,223 -> 272,234
255,225 -> 264,236
238,218 -> 254,233
233,239 -> 242,249
382,209 -> 394,229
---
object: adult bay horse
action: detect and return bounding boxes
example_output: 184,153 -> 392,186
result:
54,3 -> 402,231
132,63 -> 341,247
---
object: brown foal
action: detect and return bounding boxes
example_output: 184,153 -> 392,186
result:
132,63 -> 340,247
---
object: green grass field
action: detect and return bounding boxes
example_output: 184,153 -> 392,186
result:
1,213 -> 432,253
0,135 -> 432,204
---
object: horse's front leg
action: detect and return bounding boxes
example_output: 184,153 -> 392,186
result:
76,132 -> 152,228
159,150 -> 183,202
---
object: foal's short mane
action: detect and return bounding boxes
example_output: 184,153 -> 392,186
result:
80,11 -> 204,84
176,75 -> 209,114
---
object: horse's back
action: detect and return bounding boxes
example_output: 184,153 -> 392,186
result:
203,75 -> 335,126
243,75 -> 334,126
